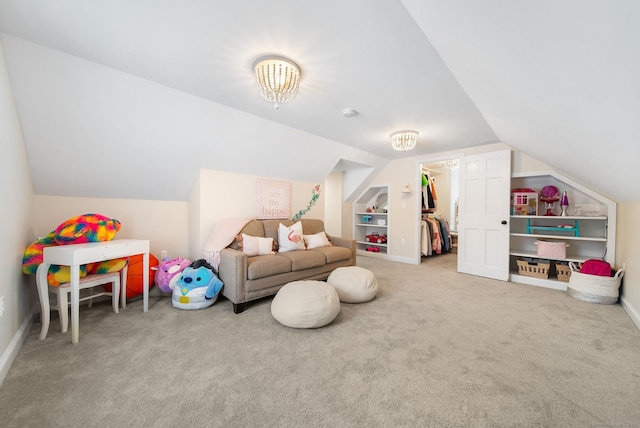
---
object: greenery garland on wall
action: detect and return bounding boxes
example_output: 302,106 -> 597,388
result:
292,185 -> 321,221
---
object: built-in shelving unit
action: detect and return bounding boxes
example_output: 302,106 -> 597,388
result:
353,186 -> 389,257
509,171 -> 616,290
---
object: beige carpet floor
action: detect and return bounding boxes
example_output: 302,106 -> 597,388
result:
1,254 -> 639,427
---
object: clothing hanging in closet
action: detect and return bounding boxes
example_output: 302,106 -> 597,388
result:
422,173 -> 435,210
421,215 -> 452,256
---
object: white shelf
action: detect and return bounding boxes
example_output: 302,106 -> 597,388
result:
510,215 -> 606,220
356,211 -> 388,215
510,233 -> 606,242
509,170 -> 616,291
509,250 -> 590,263
357,249 -> 388,258
356,240 -> 388,247
509,272 -> 568,291
354,186 -> 389,256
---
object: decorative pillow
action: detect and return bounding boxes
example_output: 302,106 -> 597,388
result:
303,231 -> 332,249
242,234 -> 275,256
278,221 -> 305,253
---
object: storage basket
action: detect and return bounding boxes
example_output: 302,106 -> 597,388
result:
566,262 -> 625,304
517,258 -> 550,279
535,239 -> 569,259
555,262 -> 571,282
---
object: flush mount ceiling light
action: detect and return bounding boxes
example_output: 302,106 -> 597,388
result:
444,159 -> 459,168
390,130 -> 418,151
253,55 -> 301,110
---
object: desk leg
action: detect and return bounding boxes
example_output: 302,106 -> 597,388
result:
143,252 -> 149,312
70,264 -> 80,344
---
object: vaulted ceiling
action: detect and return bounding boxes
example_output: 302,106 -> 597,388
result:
0,1 -> 638,202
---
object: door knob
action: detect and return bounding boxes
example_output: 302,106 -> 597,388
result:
501,220 -> 507,225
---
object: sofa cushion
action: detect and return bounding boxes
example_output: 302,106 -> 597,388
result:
299,219 -> 326,235
242,234 -> 275,256
246,255 -> 291,280
262,219 -> 288,242
303,231 -> 332,249
262,219 -> 327,242
308,246 -> 353,264
230,220 -> 266,250
278,221 -> 305,253
278,250 -> 326,271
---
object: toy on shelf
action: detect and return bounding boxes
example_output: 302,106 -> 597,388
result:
172,259 -> 223,310
540,185 -> 560,216
560,191 -> 570,216
365,233 -> 387,244
511,188 -> 538,216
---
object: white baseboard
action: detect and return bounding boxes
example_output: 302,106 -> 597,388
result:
620,295 -> 640,331
386,254 -> 417,265
0,307 -> 37,386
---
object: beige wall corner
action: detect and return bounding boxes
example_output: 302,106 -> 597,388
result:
617,201 -> 640,329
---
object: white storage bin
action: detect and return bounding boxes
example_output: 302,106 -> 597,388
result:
566,262 -> 625,304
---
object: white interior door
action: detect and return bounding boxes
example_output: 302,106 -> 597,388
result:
457,150 -> 511,281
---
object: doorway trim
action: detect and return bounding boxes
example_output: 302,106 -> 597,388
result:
412,154 -> 464,265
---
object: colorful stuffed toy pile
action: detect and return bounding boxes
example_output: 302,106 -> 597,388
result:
22,213 -> 128,286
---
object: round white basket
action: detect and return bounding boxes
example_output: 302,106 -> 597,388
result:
566,262 -> 625,304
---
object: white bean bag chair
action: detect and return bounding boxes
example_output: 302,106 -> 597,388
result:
271,281 -> 340,328
327,266 -> 378,303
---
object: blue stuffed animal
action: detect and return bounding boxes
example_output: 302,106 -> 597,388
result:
172,259 -> 223,310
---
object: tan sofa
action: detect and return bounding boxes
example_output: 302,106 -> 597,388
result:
218,219 -> 356,313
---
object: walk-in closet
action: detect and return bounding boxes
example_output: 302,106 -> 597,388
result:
419,159 -> 459,261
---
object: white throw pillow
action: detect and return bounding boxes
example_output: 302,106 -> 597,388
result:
278,221 -> 305,252
303,231 -> 332,249
242,234 -> 274,256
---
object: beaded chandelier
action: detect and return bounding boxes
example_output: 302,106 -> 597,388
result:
390,130 -> 418,151
253,56 -> 301,110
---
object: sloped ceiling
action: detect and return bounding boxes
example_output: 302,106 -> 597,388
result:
403,0 -> 640,202
0,1 -> 638,202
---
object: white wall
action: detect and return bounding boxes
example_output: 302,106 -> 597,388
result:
0,40 -> 36,385
191,169 -> 325,261
324,171 -> 344,237
33,196 -> 190,261
362,143 -> 511,263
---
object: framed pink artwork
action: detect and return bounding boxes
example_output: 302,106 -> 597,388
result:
256,179 -> 291,219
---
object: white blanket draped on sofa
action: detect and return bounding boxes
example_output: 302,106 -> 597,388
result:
202,217 -> 253,271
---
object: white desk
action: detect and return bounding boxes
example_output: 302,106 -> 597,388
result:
43,239 -> 150,344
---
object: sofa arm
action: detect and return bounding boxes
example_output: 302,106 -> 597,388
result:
218,248 -> 247,305
330,236 -> 357,261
